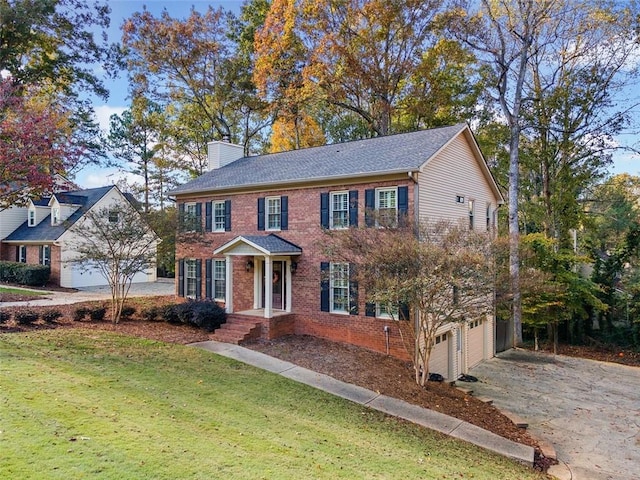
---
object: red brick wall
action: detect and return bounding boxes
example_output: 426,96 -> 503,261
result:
176,177 -> 415,360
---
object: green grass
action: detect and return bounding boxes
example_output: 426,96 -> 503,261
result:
0,286 -> 45,296
0,330 -> 547,479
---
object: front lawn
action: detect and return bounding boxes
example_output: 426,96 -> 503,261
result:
0,330 -> 547,479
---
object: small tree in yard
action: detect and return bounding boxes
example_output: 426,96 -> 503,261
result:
325,219 -> 494,386
67,204 -> 158,324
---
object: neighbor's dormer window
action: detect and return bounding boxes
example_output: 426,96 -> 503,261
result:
52,207 -> 60,225
28,208 -> 36,227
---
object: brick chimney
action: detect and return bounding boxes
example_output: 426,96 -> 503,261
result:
207,140 -> 244,170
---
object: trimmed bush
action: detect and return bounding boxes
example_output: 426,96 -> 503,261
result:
15,310 -> 39,325
120,306 -> 136,320
73,307 -> 89,322
0,261 -> 50,286
42,310 -> 63,323
162,304 -> 181,324
189,300 -> 226,331
0,310 -> 11,325
141,306 -> 162,322
89,307 -> 106,322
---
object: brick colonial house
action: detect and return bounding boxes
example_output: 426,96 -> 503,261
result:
0,185 -> 157,288
170,123 -> 503,380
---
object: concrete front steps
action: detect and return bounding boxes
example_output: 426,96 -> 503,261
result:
210,314 -> 262,344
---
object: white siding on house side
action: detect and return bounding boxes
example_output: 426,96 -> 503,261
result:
418,134 -> 499,228
0,206 -> 27,239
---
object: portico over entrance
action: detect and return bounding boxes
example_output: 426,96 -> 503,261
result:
213,234 -> 302,319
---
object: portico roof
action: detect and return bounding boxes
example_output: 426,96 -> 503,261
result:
214,234 -> 302,256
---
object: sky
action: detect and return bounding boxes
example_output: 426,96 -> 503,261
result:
76,0 -> 640,189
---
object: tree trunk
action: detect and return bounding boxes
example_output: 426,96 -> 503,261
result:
509,128 -> 523,346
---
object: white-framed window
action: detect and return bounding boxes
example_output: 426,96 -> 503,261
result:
468,199 -> 475,230
52,207 -> 60,225
376,303 -> 399,319
185,259 -> 197,298
213,201 -> 226,232
28,209 -> 36,227
266,196 -> 281,231
18,245 -> 27,263
456,195 -> 465,204
213,259 -> 226,301
435,333 -> 448,344
39,245 -> 50,266
183,202 -> 199,232
376,187 -> 397,226
330,262 -> 349,314
330,191 -> 349,229
469,319 -> 482,329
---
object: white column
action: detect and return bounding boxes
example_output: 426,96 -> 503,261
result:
264,257 -> 272,318
225,254 -> 233,313
253,257 -> 261,309
285,259 -> 293,313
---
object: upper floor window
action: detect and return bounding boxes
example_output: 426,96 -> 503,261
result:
52,207 -> 60,225
365,186 -> 408,227
213,201 -> 226,232
180,202 -> 202,233
377,302 -> 399,319
330,192 -> 349,229
468,199 -> 475,230
108,209 -> 119,223
266,197 -> 281,230
28,209 -> 36,227
258,196 -> 288,231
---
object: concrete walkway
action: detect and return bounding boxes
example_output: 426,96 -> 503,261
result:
0,279 -> 175,308
470,349 -> 640,480
190,340 -> 534,467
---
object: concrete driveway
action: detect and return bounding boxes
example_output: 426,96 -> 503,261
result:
470,349 -> 640,480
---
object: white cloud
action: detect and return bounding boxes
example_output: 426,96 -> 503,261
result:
93,104 -> 126,132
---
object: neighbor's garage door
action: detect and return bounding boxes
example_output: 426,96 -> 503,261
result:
430,331 -> 450,379
467,318 -> 485,368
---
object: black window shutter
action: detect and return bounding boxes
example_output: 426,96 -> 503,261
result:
178,260 -> 185,297
320,262 -> 330,312
205,259 -> 212,299
205,202 -> 212,231
15,246 -> 19,262
224,200 -> 231,231
281,195 -> 288,230
195,259 -> 202,299
320,192 -> 329,229
398,186 -> 409,215
349,263 -> 358,315
178,203 -> 185,232
349,190 -> 358,227
195,203 -> 202,232
399,303 -> 410,321
365,302 -> 376,317
365,189 -> 375,227
257,198 -> 265,230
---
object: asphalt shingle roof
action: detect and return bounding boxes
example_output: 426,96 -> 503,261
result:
241,234 -> 302,254
5,186 -> 113,242
170,124 -> 468,195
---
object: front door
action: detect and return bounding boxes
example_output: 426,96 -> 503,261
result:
262,260 -> 285,310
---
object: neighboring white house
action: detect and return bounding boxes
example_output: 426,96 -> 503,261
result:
1,185 -> 158,288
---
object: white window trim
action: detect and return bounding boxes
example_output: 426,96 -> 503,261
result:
330,262 -> 349,314
266,196 -> 281,231
18,245 -> 27,263
185,259 -> 197,299
40,245 -> 51,266
28,209 -> 36,227
52,207 -> 60,226
212,201 -> 226,232
375,187 -> 398,226
184,203 -> 197,232
468,199 -> 475,230
376,302 -> 399,320
213,259 -> 226,301
330,191 -> 349,230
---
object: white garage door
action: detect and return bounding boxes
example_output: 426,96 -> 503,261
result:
467,318 -> 485,368
429,332 -> 450,379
